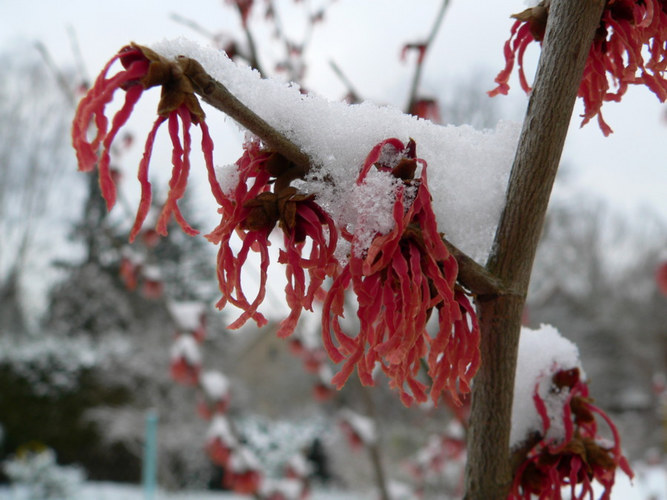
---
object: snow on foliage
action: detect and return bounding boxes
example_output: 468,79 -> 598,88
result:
207,415 -> 237,446
259,478 -> 304,500
151,38 -> 519,263
200,370 -> 230,401
0,335 -> 127,395
168,301 -> 206,332
170,334 -> 201,365
338,409 -> 377,449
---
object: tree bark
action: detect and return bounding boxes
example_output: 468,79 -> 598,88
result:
463,0 -> 605,498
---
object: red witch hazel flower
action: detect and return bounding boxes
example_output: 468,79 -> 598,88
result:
71,43 -> 225,241
170,334 -> 202,386
322,138 -> 480,406
197,370 -> 231,419
338,409 -> 377,451
206,139 -> 338,336
511,367 -> 633,500
490,0 -> 667,135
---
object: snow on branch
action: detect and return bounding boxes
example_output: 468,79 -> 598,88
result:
71,38 -> 519,405
151,38 -> 519,267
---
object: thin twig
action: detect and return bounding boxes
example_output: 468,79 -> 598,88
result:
358,385 -> 390,500
329,60 -> 362,103
405,0 -> 451,114
464,0 -> 606,498
235,4 -> 265,75
34,42 -> 75,106
66,26 -> 89,87
169,13 -> 218,40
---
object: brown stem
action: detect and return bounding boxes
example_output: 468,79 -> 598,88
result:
405,0 -> 450,114
443,239 -> 517,298
359,385 -> 390,500
180,56 -> 508,298
463,0 -> 605,499
182,57 -> 311,171
329,60 -> 362,104
238,7 -> 265,76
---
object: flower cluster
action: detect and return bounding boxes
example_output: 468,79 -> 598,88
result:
490,0 -> 667,135
338,409 -> 377,451
321,139 -> 480,406
205,140 -> 338,336
72,44 -> 478,406
71,43 -> 224,241
510,367 -> 633,499
209,138 -> 478,406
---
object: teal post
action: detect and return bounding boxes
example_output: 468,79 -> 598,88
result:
143,410 -> 159,500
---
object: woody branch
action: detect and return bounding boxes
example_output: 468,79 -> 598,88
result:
463,0 -> 606,498
180,57 -> 509,299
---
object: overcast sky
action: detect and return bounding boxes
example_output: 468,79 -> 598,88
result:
1,0 -> 665,216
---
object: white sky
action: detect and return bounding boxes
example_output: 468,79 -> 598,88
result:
1,0 -> 665,218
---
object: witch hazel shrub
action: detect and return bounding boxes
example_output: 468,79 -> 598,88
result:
67,8 -> 641,496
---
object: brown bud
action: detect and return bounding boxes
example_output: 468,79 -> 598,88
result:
392,158 -> 418,180
553,368 -> 580,390
242,192 -> 279,231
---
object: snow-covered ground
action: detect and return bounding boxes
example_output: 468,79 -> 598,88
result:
0,483 -> 370,500
1,464 -> 666,500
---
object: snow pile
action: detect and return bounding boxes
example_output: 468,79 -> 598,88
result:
170,334 -> 201,365
200,370 -> 230,401
259,478 -> 303,500
151,39 -> 520,263
510,324 -> 583,448
338,409 -> 377,447
228,447 -> 261,473
168,301 -> 206,332
207,416 -> 238,448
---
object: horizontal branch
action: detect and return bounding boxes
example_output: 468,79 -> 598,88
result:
179,56 -> 510,297
181,57 -> 311,170
443,240 -> 518,298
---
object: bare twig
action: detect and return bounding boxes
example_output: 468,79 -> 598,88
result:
34,42 -> 75,106
170,13 -> 218,40
329,60 -> 362,103
231,2 -> 265,75
405,0 -> 451,114
358,385 -> 390,500
66,26 -> 89,87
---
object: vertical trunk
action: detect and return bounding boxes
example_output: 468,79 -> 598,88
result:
463,0 -> 606,498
